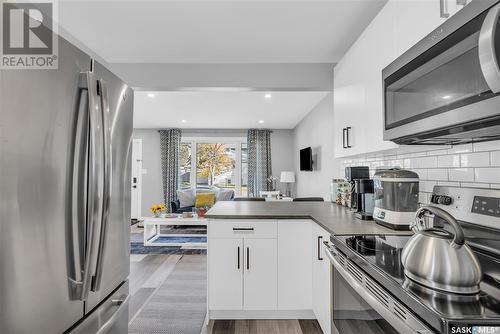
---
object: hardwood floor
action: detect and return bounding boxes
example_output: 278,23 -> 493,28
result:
129,252 -> 324,334
208,320 -> 323,334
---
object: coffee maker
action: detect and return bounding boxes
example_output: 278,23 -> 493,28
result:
354,179 -> 375,220
345,167 -> 374,220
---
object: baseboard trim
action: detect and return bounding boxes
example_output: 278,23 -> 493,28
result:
209,309 -> 316,320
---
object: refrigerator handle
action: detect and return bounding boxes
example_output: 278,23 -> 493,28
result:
68,87 -> 89,300
92,79 -> 112,292
77,69 -> 104,301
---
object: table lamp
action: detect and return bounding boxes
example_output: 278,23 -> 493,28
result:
280,171 -> 295,197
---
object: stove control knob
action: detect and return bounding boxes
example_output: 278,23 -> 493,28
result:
438,195 -> 453,205
430,195 -> 440,204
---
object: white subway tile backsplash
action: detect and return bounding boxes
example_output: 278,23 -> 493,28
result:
460,152 -> 490,168
473,140 -> 500,152
437,181 -> 460,187
411,169 -> 428,180
437,155 -> 460,168
475,168 -> 500,183
427,169 -> 448,181
340,142 -> 499,193
418,192 -> 429,204
448,143 -> 473,154
460,182 -> 490,189
491,151 -> 500,167
420,180 -> 436,192
448,168 -> 474,182
410,156 -> 438,169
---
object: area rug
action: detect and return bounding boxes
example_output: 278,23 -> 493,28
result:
128,254 -> 207,334
131,225 -> 207,255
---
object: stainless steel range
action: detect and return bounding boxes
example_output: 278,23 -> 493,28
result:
325,186 -> 500,334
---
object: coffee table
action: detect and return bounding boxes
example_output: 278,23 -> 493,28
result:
142,216 -> 207,248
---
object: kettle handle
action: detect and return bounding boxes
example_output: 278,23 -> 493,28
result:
414,206 -> 465,246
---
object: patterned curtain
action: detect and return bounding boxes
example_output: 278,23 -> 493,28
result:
247,129 -> 272,197
159,129 -> 182,212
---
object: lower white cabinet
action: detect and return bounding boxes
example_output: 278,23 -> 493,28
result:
312,223 -> 332,334
243,238 -> 277,310
208,219 -> 330,325
208,238 -> 244,310
208,220 -> 278,311
277,220 -> 312,310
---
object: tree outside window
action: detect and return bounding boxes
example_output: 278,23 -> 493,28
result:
196,143 -> 235,189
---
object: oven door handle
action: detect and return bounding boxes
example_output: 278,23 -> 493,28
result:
479,2 -> 500,93
324,247 -> 432,334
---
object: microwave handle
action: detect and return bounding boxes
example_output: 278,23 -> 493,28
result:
479,2 -> 500,93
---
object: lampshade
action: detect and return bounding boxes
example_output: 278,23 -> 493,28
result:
280,171 -> 295,183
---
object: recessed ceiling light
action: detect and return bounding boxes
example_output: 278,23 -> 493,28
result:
442,95 -> 451,99
264,93 -> 272,99
258,120 -> 265,124
147,93 -> 155,98
181,119 -> 187,123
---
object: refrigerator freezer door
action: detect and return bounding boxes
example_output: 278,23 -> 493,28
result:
70,281 -> 129,334
0,37 -> 91,333
85,61 -> 133,312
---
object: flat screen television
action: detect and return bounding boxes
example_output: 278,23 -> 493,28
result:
300,147 -> 313,171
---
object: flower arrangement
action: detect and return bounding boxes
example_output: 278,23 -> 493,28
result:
197,205 -> 210,218
150,204 -> 167,217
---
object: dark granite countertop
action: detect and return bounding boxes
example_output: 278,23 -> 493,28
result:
206,201 -> 414,236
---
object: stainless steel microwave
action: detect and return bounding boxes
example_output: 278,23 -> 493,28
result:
383,0 -> 500,145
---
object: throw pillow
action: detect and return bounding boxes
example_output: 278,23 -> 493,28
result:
217,188 -> 234,201
177,188 -> 195,208
195,193 -> 216,208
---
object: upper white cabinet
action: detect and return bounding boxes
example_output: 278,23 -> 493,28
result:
333,0 -> 470,158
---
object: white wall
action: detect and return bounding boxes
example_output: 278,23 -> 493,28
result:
292,93 -> 337,200
133,128 -> 294,215
132,129 -> 163,217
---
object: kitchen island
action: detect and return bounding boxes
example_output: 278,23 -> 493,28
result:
205,201 -> 413,334
206,200 -> 413,235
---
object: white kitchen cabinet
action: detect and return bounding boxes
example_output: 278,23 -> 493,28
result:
208,220 -> 278,311
208,238 -> 244,310
333,0 -> 465,158
277,220 -> 312,310
312,224 -> 332,334
243,238 -> 278,310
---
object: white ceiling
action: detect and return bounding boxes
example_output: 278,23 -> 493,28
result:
134,91 -> 330,129
59,0 -> 387,63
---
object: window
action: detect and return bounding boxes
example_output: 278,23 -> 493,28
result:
241,143 -> 248,196
180,137 -> 246,196
179,142 -> 192,189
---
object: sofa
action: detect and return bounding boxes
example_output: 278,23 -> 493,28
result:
170,186 -> 235,213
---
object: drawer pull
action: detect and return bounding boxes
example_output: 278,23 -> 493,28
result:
233,227 -> 254,231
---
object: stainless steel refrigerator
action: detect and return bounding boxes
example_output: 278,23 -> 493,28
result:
0,32 -> 133,333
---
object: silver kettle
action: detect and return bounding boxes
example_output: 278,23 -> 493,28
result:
401,206 -> 482,294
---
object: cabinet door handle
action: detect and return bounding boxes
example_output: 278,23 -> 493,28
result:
440,0 -> 450,18
342,128 -> 347,148
237,246 -> 240,269
246,247 -> 250,270
346,126 -> 352,148
233,227 -> 254,231
317,236 -> 324,261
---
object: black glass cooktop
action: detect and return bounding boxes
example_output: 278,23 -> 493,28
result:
334,234 -> 500,322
